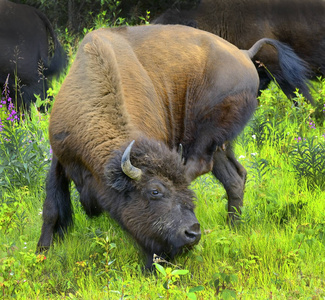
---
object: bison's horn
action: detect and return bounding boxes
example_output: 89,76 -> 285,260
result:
178,143 -> 185,164
178,143 -> 183,158
121,140 -> 142,181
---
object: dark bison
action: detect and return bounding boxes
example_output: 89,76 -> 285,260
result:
37,25 -> 309,268
153,0 -> 325,106
0,0 -> 67,111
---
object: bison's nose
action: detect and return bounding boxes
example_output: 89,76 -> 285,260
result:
184,223 -> 201,245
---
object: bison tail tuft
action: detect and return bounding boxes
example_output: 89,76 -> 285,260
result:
34,9 -> 68,78
247,38 -> 314,105
46,41 -> 68,78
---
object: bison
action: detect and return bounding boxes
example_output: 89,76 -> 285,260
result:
0,0 -> 67,111
153,0 -> 325,107
37,25 -> 309,268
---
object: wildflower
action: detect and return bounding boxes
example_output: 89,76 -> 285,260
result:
36,254 -> 46,263
1,80 -> 19,124
251,153 -> 257,156
238,155 -> 245,159
76,261 -> 87,267
308,120 -> 316,129
252,134 -> 256,139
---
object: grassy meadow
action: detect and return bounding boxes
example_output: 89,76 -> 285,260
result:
1,23 -> 325,300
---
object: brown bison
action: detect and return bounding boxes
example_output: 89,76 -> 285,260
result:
37,25 -> 309,268
0,0 -> 67,111
153,0 -> 325,106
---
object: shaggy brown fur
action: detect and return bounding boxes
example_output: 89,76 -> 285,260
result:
37,25 -> 308,268
153,0 -> 325,106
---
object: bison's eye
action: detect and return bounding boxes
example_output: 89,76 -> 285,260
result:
150,189 -> 163,200
147,182 -> 166,200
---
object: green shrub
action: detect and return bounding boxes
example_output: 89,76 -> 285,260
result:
0,83 -> 51,196
290,137 -> 325,190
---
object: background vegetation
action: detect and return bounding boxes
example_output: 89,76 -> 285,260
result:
11,0 -> 199,33
1,1 -> 325,299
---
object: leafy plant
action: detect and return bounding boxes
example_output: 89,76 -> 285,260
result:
248,112 -> 272,149
289,137 -> 325,189
92,234 -> 117,273
0,123 -> 50,193
210,263 -> 238,299
0,244 -> 47,298
247,154 -> 271,185
153,256 -> 204,300
0,193 -> 28,236
0,82 -> 51,195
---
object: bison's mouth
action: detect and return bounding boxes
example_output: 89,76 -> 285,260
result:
168,235 -> 201,258
144,228 -> 201,269
145,243 -> 199,270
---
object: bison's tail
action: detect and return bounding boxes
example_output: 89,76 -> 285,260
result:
246,38 -> 314,105
35,9 -> 67,78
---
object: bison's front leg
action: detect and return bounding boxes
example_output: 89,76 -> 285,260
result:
212,144 -> 247,223
37,156 -> 73,252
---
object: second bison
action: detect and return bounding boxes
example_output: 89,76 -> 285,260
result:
153,0 -> 325,106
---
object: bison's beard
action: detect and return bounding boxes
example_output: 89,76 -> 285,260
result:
138,219 -> 200,269
143,238 -> 198,270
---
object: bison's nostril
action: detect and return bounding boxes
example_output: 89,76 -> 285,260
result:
185,230 -> 198,240
184,223 -> 201,243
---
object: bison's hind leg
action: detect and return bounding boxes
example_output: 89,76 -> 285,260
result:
37,156 -> 73,252
212,144 -> 247,224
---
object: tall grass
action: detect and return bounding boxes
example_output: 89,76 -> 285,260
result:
1,47 -> 325,300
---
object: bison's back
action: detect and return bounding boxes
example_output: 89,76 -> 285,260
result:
110,25 -> 259,141
187,0 -> 325,75
50,25 -> 258,177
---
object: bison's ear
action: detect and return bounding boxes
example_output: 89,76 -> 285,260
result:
104,154 -> 133,192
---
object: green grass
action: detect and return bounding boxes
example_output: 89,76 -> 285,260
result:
1,69 -> 325,299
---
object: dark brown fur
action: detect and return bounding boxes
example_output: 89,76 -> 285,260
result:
153,0 -> 325,106
0,0 -> 67,111
37,25 -> 307,268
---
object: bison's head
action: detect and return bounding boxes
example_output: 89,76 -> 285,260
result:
105,138 -> 201,268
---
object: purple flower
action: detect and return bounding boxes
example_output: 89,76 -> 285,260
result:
308,119 -> 316,130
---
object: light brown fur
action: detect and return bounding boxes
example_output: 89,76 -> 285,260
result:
50,25 -> 258,179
